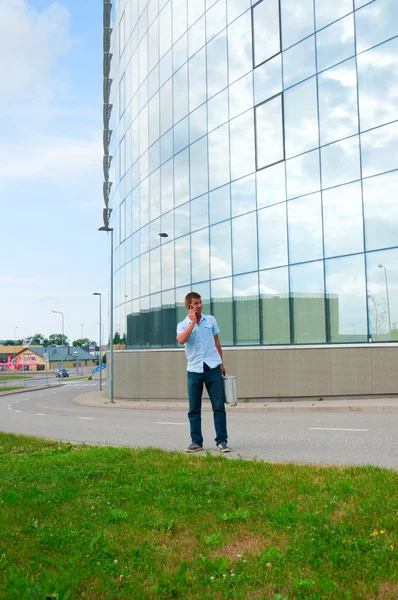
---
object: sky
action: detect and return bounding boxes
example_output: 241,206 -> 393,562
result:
0,0 -> 108,344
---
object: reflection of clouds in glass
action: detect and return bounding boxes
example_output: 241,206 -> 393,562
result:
188,14 -> 205,57
150,247 -> 161,293
229,72 -> 253,120
191,194 -> 209,231
140,252 -> 150,296
281,0 -> 314,49
210,220 -> 232,278
321,135 -> 361,189
284,77 -> 319,158
231,174 -> 256,217
209,184 -> 231,224
256,96 -> 284,169
208,123 -> 230,190
207,30 -> 228,98
356,0 -> 397,54
357,37 -> 398,131
288,193 -> 323,263
232,212 -> 258,274
228,10 -> 252,84
161,159 -> 174,212
190,103 -> 207,144
283,35 -> 316,89
230,109 -> 255,181
175,235 -> 191,287
161,241 -> 175,290
361,121 -> 398,178
208,88 -> 229,132
233,272 -> 259,297
254,54 -> 282,105
190,136 -> 209,199
315,0 -> 352,31
226,0 -> 251,24
188,0 -> 205,28
316,13 -> 355,72
363,169 -> 398,251
191,228 -> 210,283
253,0 -> 280,66
206,0 -> 227,42
211,276 -> 232,298
189,48 -> 207,111
318,59 -> 358,145
174,148 -> 190,207
325,254 -> 367,338
173,64 -> 188,123
258,202 -> 288,269
286,149 -> 321,199
257,162 -> 286,208
323,181 -> 364,258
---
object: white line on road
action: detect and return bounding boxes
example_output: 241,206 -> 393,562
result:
36,414 -> 46,416
309,427 -> 368,432
156,422 -> 187,426
15,410 -> 21,413
77,417 -> 95,420
52,392 -> 56,395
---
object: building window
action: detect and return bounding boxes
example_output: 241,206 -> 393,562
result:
252,0 -> 281,68
255,94 -> 284,170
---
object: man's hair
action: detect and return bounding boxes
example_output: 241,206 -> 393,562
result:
185,292 -> 201,309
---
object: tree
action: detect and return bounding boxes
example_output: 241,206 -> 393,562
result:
47,333 -> 69,346
113,331 -> 121,344
27,334 -> 45,345
3,340 -> 16,346
72,338 -> 96,347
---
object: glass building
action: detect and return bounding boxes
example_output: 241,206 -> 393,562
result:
104,0 -> 398,350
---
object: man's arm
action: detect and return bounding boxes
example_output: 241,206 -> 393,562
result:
214,334 -> 226,375
177,320 -> 195,345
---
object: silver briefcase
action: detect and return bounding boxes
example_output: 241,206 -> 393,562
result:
223,375 -> 237,405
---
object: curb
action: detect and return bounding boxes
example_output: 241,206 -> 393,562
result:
72,396 -> 398,413
0,385 -> 63,397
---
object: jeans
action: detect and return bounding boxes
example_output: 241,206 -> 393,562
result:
187,363 -> 228,445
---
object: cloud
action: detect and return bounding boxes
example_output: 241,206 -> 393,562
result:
0,277 -> 37,284
0,134 -> 102,179
0,0 -> 73,100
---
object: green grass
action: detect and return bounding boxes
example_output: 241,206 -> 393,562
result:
0,387 -> 24,393
0,376 -> 32,381
0,433 -> 397,600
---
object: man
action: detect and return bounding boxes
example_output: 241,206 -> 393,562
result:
177,292 -> 231,453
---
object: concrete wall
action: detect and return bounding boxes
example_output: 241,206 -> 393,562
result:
113,345 -> 398,400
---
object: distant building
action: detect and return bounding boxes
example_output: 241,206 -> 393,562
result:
0,345 -> 93,371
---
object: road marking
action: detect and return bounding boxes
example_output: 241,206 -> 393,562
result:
36,413 -> 46,416
15,410 -> 21,413
52,392 -> 56,395
77,417 -> 95,420
156,422 -> 187,426
309,427 -> 368,432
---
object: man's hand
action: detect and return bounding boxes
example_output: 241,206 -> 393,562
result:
188,306 -> 197,322
221,364 -> 226,376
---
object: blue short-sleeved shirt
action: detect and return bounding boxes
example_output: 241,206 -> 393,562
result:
177,313 -> 222,373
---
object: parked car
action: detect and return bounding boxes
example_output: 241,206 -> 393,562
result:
56,368 -> 69,378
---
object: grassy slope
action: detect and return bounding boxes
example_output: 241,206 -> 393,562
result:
0,433 -> 396,599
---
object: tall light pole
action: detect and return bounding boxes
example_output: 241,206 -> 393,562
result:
99,224 -> 114,403
51,310 -> 64,380
81,324 -> 84,339
14,327 -> 18,346
93,293 -> 103,391
378,264 -> 391,333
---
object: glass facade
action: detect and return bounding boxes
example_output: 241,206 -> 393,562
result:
106,0 -> 398,348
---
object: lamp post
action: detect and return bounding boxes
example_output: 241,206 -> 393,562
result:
14,327 -> 18,346
99,224 -> 114,403
378,264 -> 391,333
51,310 -> 64,380
93,293 -> 103,391
81,324 -> 84,339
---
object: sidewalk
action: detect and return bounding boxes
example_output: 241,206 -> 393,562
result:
73,390 -> 398,412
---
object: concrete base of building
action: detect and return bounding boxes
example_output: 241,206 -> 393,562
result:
113,345 -> 398,400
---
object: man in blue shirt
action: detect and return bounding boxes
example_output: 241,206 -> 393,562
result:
177,291 -> 230,453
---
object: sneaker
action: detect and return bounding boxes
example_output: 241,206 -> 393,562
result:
185,442 -> 203,453
217,441 -> 231,453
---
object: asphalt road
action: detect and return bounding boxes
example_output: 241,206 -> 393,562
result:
0,384 -> 397,470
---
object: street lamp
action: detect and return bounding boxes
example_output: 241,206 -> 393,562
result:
378,264 -> 391,333
51,310 -> 64,380
99,221 -> 114,404
159,232 -> 169,238
14,327 -> 18,346
81,324 -> 84,339
93,293 -> 103,391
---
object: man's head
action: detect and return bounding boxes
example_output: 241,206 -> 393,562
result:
185,292 -> 202,313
